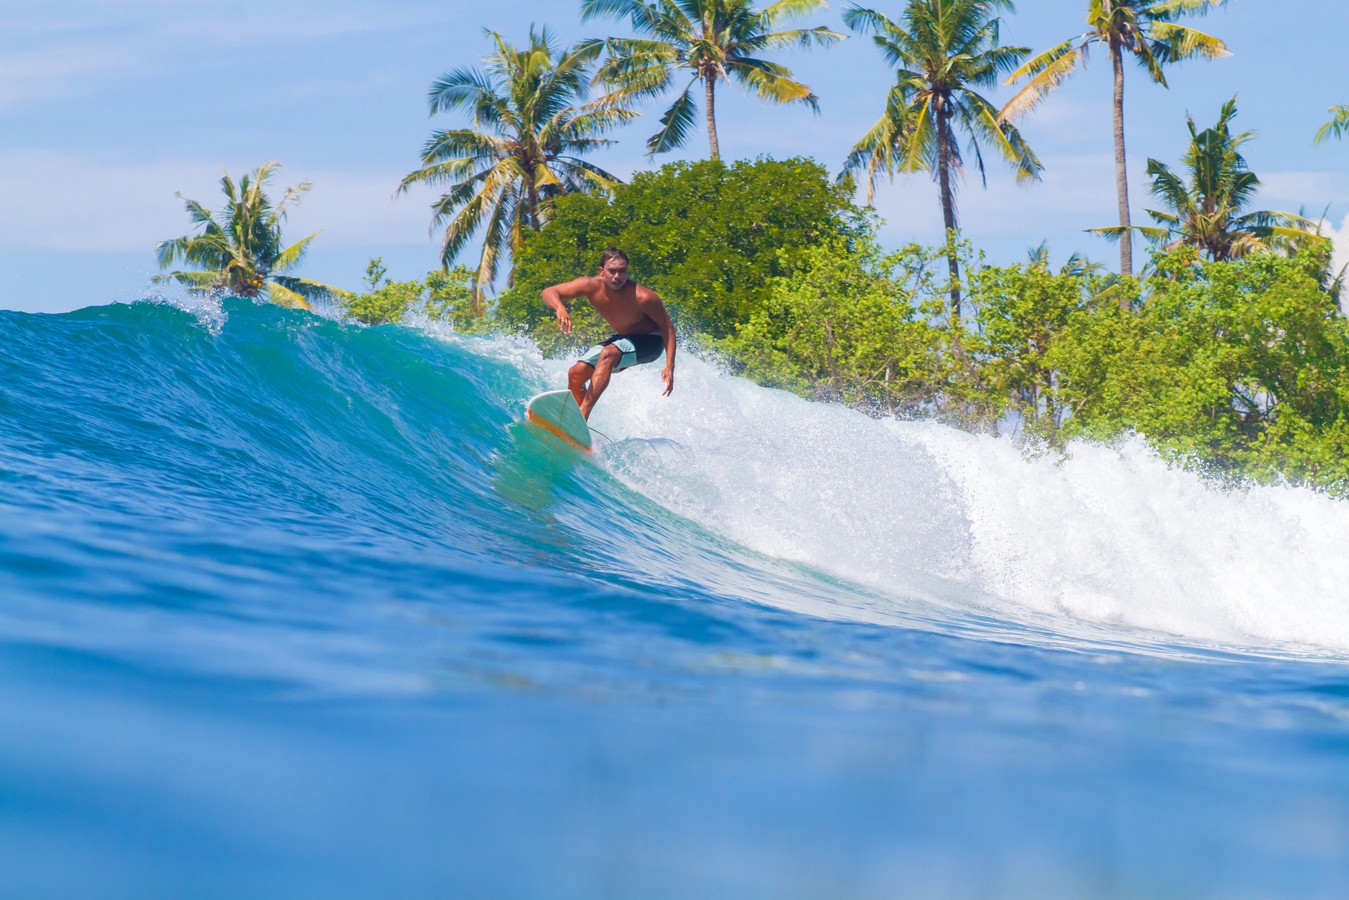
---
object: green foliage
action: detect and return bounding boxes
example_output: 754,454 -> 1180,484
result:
842,0 -> 1040,320
1120,97 -> 1326,261
397,27 -> 629,299
496,156 -> 865,352
580,0 -> 842,158
343,263 -> 483,330
1315,104 -> 1349,144
966,261 -> 1111,434
364,257 -> 389,291
1052,247 -> 1349,485
723,234 -> 952,413
155,160 -> 347,310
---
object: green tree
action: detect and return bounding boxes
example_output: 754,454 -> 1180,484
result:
1000,0 -> 1230,280
843,0 -> 1041,321
581,0 -> 842,158
155,161 -> 345,310
1315,105 -> 1349,144
1118,98 -> 1324,261
343,262 -> 480,329
967,260 -> 1111,434
724,232 -> 951,412
1051,247 -> 1349,485
397,27 -> 629,303
496,156 -> 865,350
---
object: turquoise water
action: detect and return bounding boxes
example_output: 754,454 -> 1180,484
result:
4,297 -> 1349,896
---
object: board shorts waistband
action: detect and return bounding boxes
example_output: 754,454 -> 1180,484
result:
577,332 -> 664,371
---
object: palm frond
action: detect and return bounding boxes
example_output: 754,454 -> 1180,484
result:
1314,105 -> 1349,144
999,42 -> 1083,121
646,81 -> 698,154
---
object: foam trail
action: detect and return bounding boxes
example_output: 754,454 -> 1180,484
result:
570,350 -> 1349,655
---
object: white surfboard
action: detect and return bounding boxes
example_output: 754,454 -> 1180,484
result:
524,390 -> 592,451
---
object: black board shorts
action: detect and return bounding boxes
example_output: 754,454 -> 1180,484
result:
577,332 -> 664,371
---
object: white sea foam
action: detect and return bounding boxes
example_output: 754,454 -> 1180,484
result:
567,350 -> 1349,656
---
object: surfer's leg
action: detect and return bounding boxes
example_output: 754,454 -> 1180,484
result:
580,344 -> 622,419
567,360 -> 592,410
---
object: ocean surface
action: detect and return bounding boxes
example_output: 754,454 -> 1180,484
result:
4,296 -> 1349,897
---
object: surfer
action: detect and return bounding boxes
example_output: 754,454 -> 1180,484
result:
541,248 -> 676,419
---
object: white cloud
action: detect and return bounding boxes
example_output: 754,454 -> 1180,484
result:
154,5 -> 445,44
1255,170 -> 1349,212
0,42 -> 139,106
0,151 -> 433,254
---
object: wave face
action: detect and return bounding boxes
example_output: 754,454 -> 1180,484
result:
5,297 -> 1349,897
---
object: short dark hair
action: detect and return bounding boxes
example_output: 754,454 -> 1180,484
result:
599,247 -> 628,268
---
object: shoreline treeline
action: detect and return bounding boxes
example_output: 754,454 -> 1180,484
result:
495,156 -> 1349,491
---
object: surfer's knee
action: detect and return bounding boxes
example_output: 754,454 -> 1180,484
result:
568,361 -> 591,384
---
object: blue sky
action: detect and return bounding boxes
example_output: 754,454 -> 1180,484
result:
3,0 -> 1347,314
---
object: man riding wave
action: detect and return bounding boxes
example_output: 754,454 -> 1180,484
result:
541,248 -> 676,420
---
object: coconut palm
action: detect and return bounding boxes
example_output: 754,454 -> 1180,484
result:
1027,241 -> 1105,278
1000,0 -> 1231,279
843,0 -> 1041,322
1106,98 -> 1324,262
397,27 -> 630,304
155,161 -> 343,310
580,0 -> 843,158
1315,105 -> 1349,144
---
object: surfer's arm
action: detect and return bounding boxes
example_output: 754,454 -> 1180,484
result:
639,289 -> 676,397
541,278 -> 592,335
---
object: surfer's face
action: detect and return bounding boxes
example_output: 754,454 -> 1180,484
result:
600,260 -> 629,290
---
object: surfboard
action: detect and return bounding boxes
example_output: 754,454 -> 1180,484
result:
524,390 -> 592,452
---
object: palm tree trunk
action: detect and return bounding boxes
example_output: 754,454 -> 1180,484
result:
705,75 -> 720,160
936,115 -> 961,323
1111,38 -> 1133,285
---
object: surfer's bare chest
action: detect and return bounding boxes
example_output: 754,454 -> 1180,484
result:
588,285 -> 653,333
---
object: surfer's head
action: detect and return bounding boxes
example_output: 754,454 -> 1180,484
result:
598,248 -> 629,290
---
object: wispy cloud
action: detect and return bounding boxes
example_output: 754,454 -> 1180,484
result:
0,151 -> 432,254
1255,171 -> 1349,212
155,5 -> 446,44
0,42 -> 139,107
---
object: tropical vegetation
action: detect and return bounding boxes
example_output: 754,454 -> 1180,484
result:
496,156 -> 864,349
342,259 -> 482,329
397,27 -> 631,302
1113,98 -> 1324,262
1000,0 -> 1232,279
155,161 -> 345,310
1315,105 -> 1349,144
842,0 -> 1041,322
580,0 -> 842,158
150,6 -> 1349,493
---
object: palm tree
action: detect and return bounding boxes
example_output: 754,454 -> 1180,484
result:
1315,105 -> 1349,144
1110,98 -> 1324,262
843,0 -> 1041,322
999,0 -> 1231,280
155,161 -> 343,310
1027,241 -> 1105,278
397,27 -> 629,305
580,0 -> 843,159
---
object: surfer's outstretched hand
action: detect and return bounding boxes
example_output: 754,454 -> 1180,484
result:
662,366 -> 674,397
555,306 -> 572,334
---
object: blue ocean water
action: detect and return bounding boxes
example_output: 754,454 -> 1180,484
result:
4,296 -> 1349,897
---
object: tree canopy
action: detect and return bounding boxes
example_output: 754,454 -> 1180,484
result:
155,161 -> 344,310
397,27 -> 631,300
496,155 -> 866,349
581,0 -> 842,157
